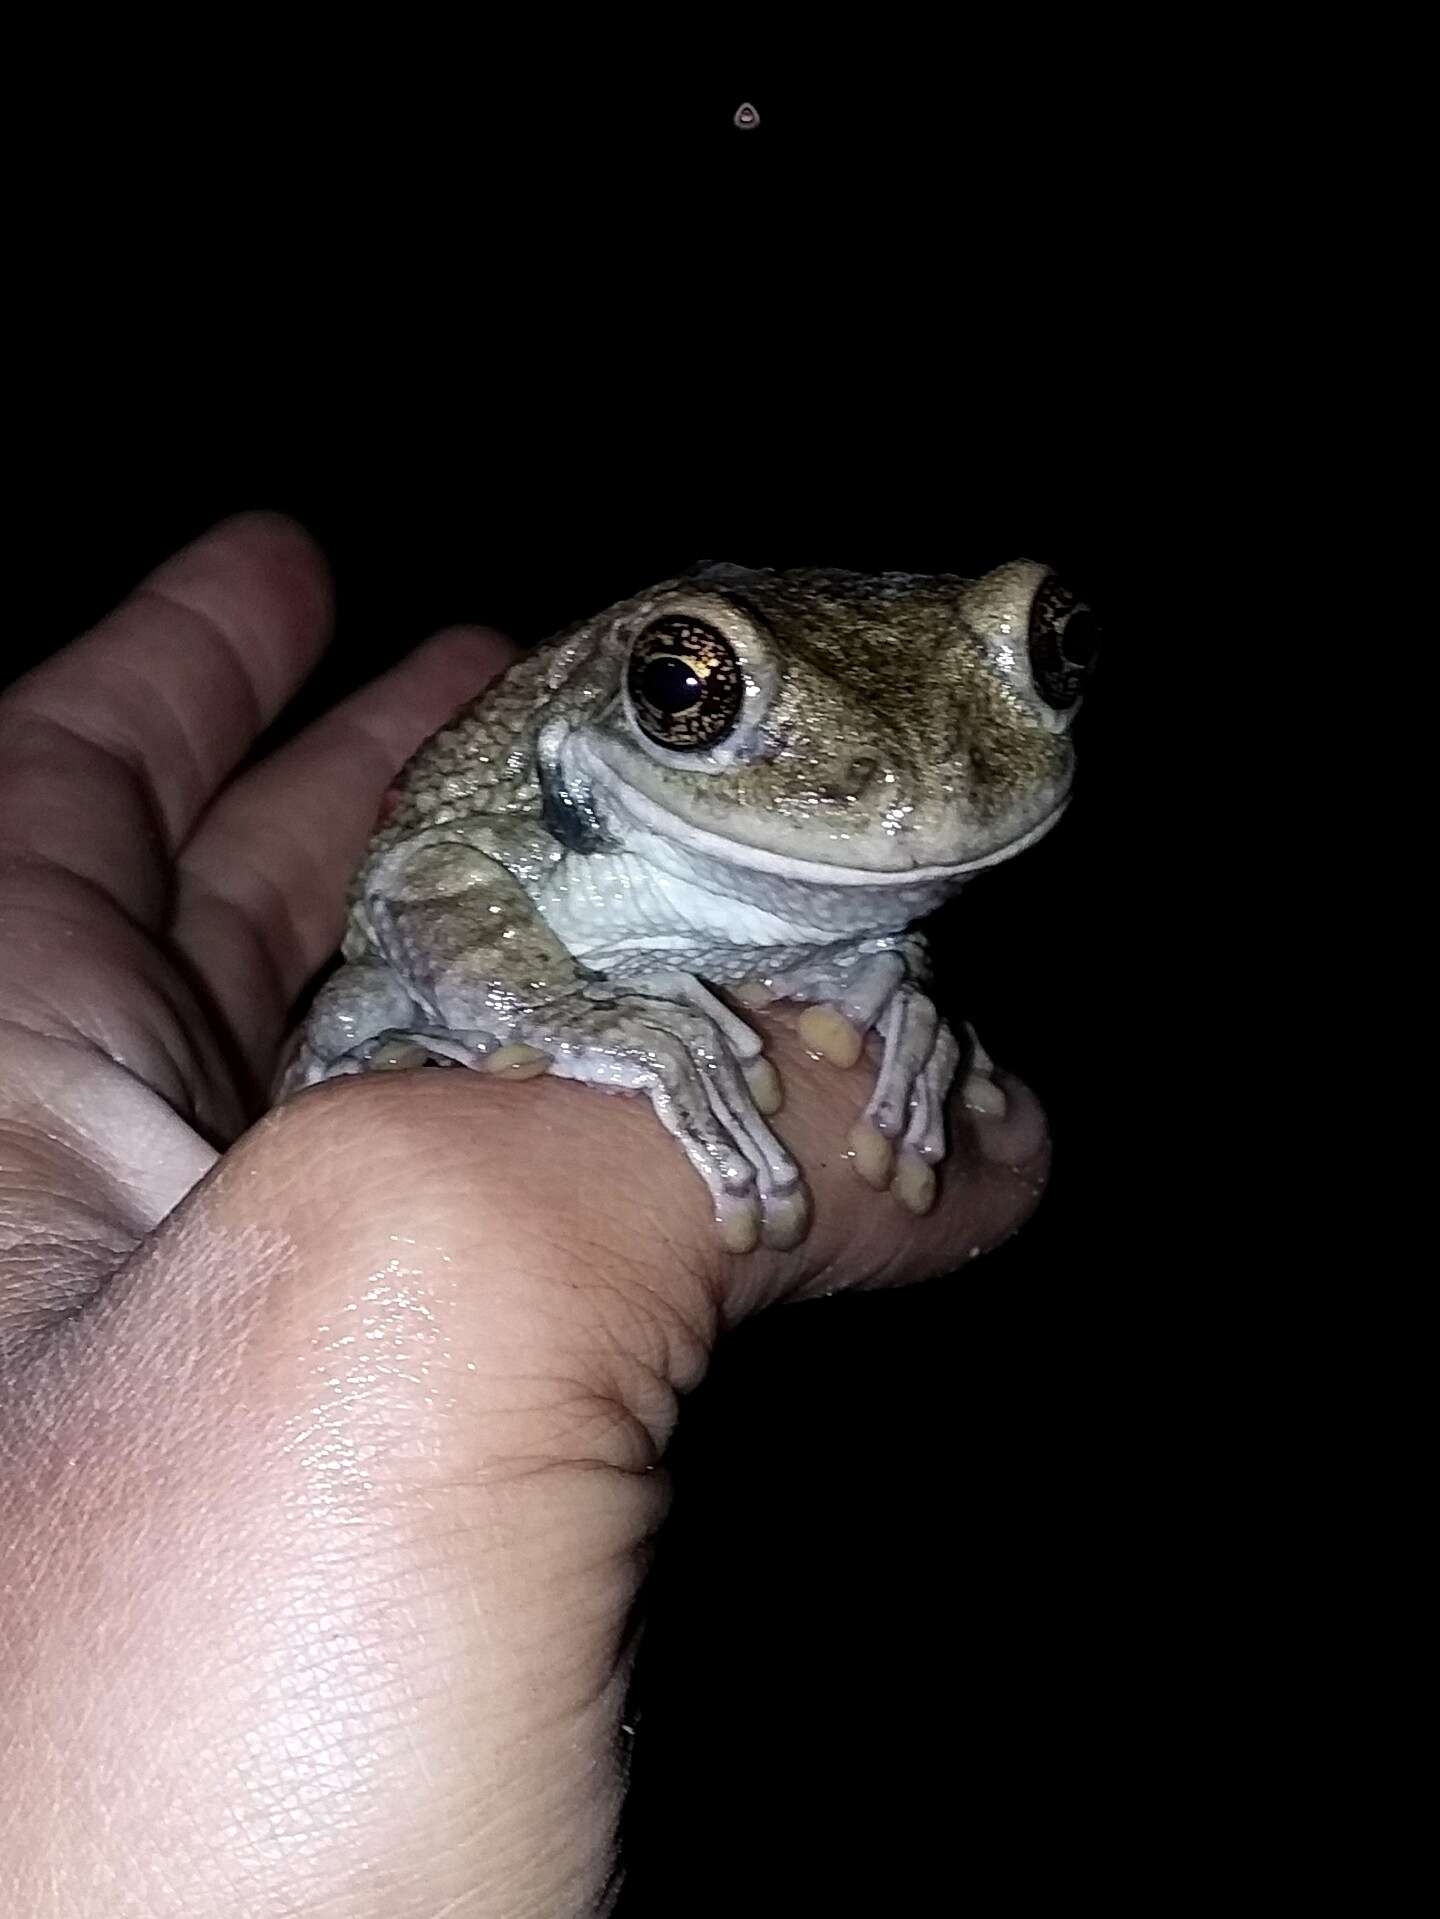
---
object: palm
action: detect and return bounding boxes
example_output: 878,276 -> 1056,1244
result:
0,515 -> 514,1149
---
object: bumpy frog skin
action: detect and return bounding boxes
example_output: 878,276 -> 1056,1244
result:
276,561 -> 1098,1251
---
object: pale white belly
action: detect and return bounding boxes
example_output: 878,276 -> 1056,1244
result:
534,839 -> 951,982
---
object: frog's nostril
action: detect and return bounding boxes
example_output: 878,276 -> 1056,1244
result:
843,752 -> 882,793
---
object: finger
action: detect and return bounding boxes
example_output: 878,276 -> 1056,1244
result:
250,1004 -> 1051,1375
171,625 -> 519,1088
0,514 -> 332,925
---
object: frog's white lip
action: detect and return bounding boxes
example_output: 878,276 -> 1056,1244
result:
593,761 -> 1070,887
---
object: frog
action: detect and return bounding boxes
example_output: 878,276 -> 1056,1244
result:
275,560 -> 1099,1252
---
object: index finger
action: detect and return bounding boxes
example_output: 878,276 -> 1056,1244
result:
0,514 -> 333,925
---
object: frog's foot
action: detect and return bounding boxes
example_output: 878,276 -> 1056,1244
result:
531,991 -> 808,1254
848,1014 -> 1009,1213
623,971 -> 780,1114
274,958 -> 445,1099
747,947 -> 957,1214
276,1025 -> 521,1099
794,950 -> 907,1069
844,988 -> 945,1211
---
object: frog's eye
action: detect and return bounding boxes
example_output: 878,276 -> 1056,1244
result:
627,616 -> 746,751
1027,575 -> 1101,711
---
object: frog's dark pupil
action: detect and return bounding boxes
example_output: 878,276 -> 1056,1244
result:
1059,607 -> 1099,667
639,654 -> 705,715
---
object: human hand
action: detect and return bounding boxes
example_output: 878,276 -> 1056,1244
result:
0,516 -> 1050,1917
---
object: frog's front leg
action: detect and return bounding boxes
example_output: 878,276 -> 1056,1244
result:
281,838 -> 806,1253
745,935 -> 1004,1214
618,968 -> 783,1118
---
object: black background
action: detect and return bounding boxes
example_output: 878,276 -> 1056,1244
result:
11,70 -> 1223,1915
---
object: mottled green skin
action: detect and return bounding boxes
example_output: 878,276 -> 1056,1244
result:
362,622 -> 610,858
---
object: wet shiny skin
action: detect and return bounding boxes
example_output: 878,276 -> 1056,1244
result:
278,560 -> 1092,1249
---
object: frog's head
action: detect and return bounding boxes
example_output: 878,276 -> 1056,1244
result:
564,562 -> 1098,884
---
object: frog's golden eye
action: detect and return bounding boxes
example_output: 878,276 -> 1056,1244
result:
1027,575 -> 1101,711
627,616 -> 745,751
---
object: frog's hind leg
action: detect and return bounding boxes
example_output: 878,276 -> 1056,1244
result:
273,957 -> 489,1097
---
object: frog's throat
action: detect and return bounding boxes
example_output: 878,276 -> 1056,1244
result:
575,747 -> 1070,887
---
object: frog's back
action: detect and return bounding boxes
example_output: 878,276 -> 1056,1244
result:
364,618 -> 614,857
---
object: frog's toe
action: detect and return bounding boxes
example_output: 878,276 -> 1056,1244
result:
797,1003 -> 865,1069
847,1118 -> 896,1189
717,1191 -> 763,1254
368,1039 -> 435,1071
835,951 -> 907,1033
958,1023 -> 1007,1117
961,1073 -> 1007,1116
276,1038 -> 379,1097
478,1042 -> 553,1080
899,1023 -> 960,1164
759,1182 -> 811,1251
892,1148 -> 939,1216
864,987 -> 940,1139
744,1056 -> 784,1115
620,970 -> 764,1061
578,997 -> 804,1253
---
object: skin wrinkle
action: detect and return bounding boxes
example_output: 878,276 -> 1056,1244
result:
184,761 -> 362,921
0,710 -> 176,921
583,1231 -> 721,1372
128,583 -> 272,777
89,956 -> 240,1141
0,968 -> 122,1055
0,855 -> 161,983
0,914 -> 235,1145
175,831 -> 326,1019
0,699 -> 156,799
137,520 -> 336,706
447,1150 -> 721,1364
519,1236 -> 712,1390
163,873 -> 295,1102
0,1025 -> 216,1238
0,1209 -> 139,1341
65,643 -> 219,848
322,706 -> 435,799
0,1149 -> 149,1301
4,559 -> 315,873
435,1405 -> 667,1483
471,1268 -> 699,1462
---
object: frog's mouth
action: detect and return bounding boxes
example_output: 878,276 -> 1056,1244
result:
567,733 -> 1070,886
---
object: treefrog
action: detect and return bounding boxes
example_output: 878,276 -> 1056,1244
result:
276,561 -> 1098,1251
